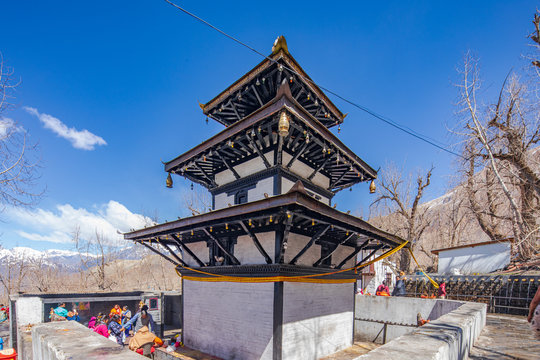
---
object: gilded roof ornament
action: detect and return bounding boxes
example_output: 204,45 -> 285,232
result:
271,35 -> 289,54
198,101 -> 206,111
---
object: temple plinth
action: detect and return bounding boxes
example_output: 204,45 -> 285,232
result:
125,36 -> 406,360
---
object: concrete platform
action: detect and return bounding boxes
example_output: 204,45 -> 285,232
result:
320,342 -> 380,360
470,314 -> 540,360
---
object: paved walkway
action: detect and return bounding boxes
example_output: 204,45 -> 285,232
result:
470,314 -> 540,360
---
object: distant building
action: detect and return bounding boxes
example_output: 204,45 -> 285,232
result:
431,239 -> 513,275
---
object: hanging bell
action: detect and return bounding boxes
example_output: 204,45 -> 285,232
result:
166,172 -> 173,188
278,110 -> 290,137
369,180 -> 376,194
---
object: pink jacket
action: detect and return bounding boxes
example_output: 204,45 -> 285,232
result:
94,324 -> 109,337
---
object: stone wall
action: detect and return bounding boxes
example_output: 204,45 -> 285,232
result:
281,282 -> 354,359
182,280 -> 274,359
235,231 -> 275,265
32,321 -> 144,360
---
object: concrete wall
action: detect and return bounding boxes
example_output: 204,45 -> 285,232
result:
15,297 -> 43,327
281,282 -> 354,359
355,296 -> 463,343
437,242 -> 511,275
32,321 -> 145,360
182,280 -> 274,359
235,231 -> 275,264
355,301 -> 486,360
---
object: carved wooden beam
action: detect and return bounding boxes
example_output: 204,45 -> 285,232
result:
286,141 -> 310,168
330,167 -> 350,189
308,156 -> 332,181
336,239 -> 370,269
354,244 -> 384,268
159,241 -> 189,267
216,151 -> 240,180
203,228 -> 241,265
313,232 -> 356,267
138,241 -> 179,266
247,135 -> 271,169
171,234 -> 206,267
251,84 -> 264,106
239,221 -> 272,264
192,161 -> 217,188
289,224 -> 331,265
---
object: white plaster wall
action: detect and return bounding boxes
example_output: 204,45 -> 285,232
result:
247,176 -> 274,202
282,282 -> 354,359
183,281 -> 274,360
437,242 -> 511,275
214,192 -> 234,210
284,233 -> 321,266
215,151 -> 274,186
16,297 -> 43,326
235,231 -> 275,264
282,152 -> 330,189
281,177 -> 330,205
182,241 -> 209,267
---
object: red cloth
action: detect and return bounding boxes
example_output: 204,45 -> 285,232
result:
376,284 -> 389,293
438,283 -> 447,297
135,347 -> 155,355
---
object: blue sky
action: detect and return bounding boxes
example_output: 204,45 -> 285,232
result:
0,0 -> 537,251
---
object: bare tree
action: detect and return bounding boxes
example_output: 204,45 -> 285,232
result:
0,245 -> 30,302
370,163 -> 434,271
0,54 -> 41,211
74,228 -> 118,290
455,52 -> 540,260
436,188 -> 470,247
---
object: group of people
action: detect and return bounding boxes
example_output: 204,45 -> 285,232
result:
49,303 -> 81,322
369,272 -> 448,299
86,302 -> 163,356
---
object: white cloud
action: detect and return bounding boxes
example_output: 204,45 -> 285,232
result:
0,117 -> 17,137
5,200 -> 152,246
24,106 -> 107,150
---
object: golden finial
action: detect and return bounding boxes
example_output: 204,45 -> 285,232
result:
271,36 -> 289,54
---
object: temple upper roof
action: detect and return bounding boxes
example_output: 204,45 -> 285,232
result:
199,36 -> 345,128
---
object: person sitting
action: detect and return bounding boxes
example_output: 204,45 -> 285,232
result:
128,326 -> 163,357
66,310 -> 80,322
376,281 -> 390,296
94,319 -> 109,338
53,303 -> 68,318
108,314 -> 123,345
121,305 -> 156,334
88,316 -> 97,329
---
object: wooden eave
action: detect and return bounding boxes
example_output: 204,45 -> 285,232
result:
201,49 -> 344,127
164,82 -> 377,191
123,190 -> 407,249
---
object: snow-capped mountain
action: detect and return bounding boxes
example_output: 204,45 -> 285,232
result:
0,245 -> 149,272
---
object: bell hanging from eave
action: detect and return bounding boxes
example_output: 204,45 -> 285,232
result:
278,110 -> 290,137
369,179 -> 376,194
166,172 -> 173,188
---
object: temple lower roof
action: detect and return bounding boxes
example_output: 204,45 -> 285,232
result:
124,189 -> 407,269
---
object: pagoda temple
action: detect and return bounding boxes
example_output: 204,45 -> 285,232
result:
125,36 -> 406,360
